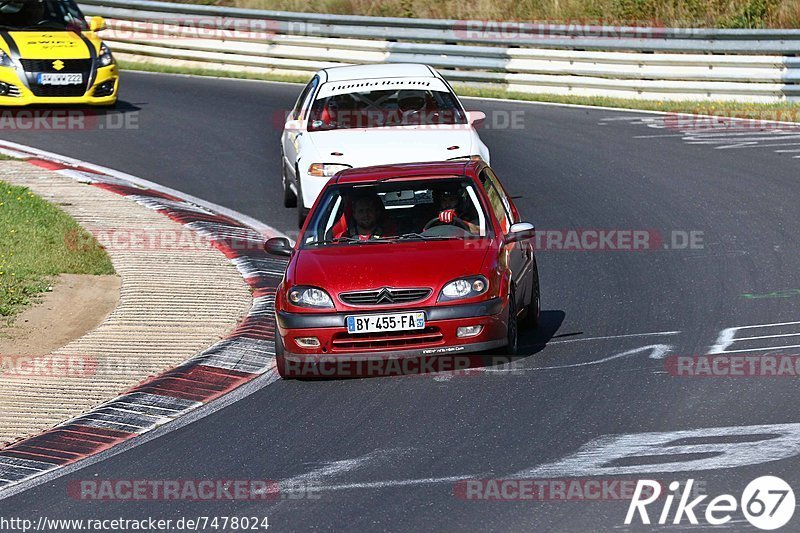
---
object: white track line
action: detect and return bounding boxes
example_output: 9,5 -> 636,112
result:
734,332 -> 800,342
716,345 -> 800,354
548,331 -> 680,344
0,139 -> 286,500
281,474 -> 482,494
727,320 -> 800,330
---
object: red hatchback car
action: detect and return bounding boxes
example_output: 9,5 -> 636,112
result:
266,160 -> 540,378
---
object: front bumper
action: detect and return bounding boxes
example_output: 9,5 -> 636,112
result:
277,297 -> 507,357
0,65 -> 118,106
298,169 -> 330,210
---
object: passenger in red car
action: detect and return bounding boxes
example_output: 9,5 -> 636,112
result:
346,194 -> 396,240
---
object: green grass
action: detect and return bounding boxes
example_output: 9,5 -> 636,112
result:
0,154 -> 20,161
173,0 -> 799,28
0,179 -> 115,320
118,60 -> 309,84
120,60 -> 800,123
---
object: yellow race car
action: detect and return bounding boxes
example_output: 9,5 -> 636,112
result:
0,0 -> 118,106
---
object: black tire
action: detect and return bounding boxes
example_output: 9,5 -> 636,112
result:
275,331 -> 291,379
295,169 -> 308,228
297,205 -> 308,228
485,288 -> 519,363
282,156 -> 297,208
520,280 -> 540,329
505,291 -> 519,356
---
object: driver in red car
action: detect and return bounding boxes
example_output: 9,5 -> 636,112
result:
433,187 -> 480,234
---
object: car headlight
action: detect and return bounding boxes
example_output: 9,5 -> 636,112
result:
307,163 -> 351,177
288,286 -> 334,309
96,43 -> 114,67
0,50 -> 14,68
438,276 -> 489,302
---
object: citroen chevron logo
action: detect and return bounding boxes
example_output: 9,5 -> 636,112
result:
375,288 -> 394,304
52,60 -> 65,71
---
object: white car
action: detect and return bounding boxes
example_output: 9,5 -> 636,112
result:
280,63 -> 491,226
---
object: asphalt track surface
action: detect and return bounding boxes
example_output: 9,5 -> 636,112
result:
2,71 -> 800,531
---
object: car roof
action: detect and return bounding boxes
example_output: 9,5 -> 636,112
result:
334,161 -> 480,184
321,63 -> 438,83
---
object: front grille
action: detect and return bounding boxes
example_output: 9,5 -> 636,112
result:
340,287 -> 431,306
331,327 -> 443,351
20,59 -> 92,73
28,84 -> 86,97
21,58 -> 92,97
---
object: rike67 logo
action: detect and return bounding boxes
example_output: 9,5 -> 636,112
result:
625,476 -> 795,530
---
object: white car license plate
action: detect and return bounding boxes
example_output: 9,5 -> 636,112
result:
346,312 -> 425,334
38,73 -> 83,85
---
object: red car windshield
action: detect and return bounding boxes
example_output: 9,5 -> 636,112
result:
301,179 -> 491,248
308,88 -> 467,131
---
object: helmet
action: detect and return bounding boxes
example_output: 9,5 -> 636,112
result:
397,90 -> 426,113
433,185 -> 466,211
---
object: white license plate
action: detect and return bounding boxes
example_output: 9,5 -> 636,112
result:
346,312 -> 425,334
37,73 -> 82,85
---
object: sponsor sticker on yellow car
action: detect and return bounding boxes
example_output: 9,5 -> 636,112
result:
0,0 -> 118,106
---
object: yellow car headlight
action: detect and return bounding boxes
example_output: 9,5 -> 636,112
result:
96,43 -> 114,67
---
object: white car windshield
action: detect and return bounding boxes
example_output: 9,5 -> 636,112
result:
301,178 -> 490,248
308,88 -> 467,131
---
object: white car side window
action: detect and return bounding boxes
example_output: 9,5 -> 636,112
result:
298,76 -> 320,121
290,76 -> 319,120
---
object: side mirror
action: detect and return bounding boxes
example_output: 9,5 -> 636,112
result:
284,119 -> 303,131
465,110 -> 486,128
265,237 -> 293,256
504,222 -> 535,244
89,16 -> 106,32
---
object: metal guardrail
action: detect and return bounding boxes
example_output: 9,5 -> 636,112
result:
79,0 -> 800,102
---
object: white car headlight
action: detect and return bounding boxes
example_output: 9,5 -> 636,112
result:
96,43 -> 114,67
307,163 -> 351,177
439,276 -> 489,302
288,286 -> 334,308
0,50 -> 14,68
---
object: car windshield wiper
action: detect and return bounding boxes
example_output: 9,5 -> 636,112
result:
304,236 -> 392,246
394,233 -> 458,241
